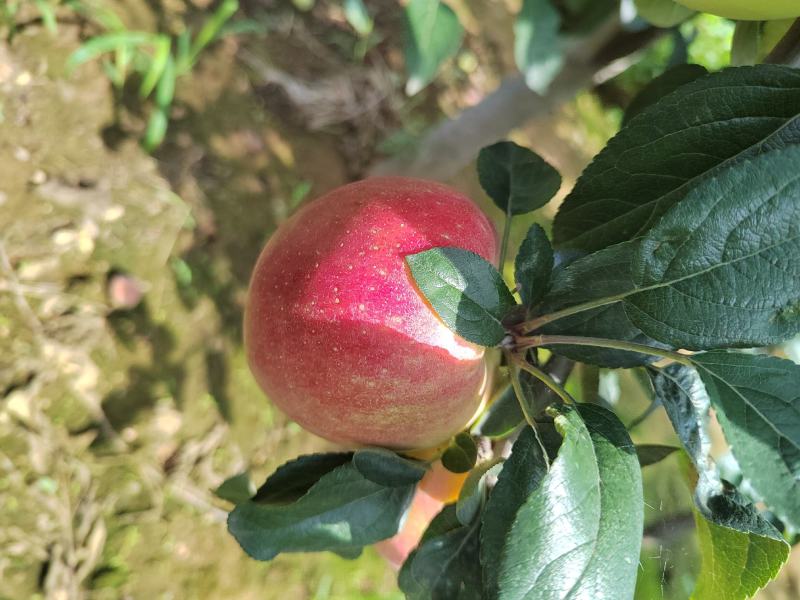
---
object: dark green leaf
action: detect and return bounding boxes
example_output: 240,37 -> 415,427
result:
471,385 -> 524,439
514,0 -> 563,94
689,467 -> 790,599
633,0 -> 694,28
333,546 -> 363,559
456,459 -> 503,526
496,405 -> 642,600
693,351 -> 800,530
622,63 -> 707,127
406,247 -> 516,346
477,141 -> 561,216
228,461 -> 415,561
214,472 -> 255,504
627,145 -> 800,349
481,426 -> 548,598
352,449 -> 427,487
441,432 -> 478,474
554,65 -> 800,252
538,241 -> 670,368
636,444 -> 679,467
544,146 -> 800,351
253,453 -> 352,504
515,224 -> 554,308
404,0 -> 463,95
399,505 -> 482,600
647,365 -> 714,477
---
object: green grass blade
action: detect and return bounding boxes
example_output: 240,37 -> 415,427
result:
186,0 -> 238,68
68,32 -> 154,70
34,0 -> 57,33
139,34 -> 171,98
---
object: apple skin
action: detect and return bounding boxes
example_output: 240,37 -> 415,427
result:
375,462 -> 467,569
674,0 -> 800,20
245,177 -> 498,449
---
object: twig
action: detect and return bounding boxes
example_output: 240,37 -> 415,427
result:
507,353 -> 575,406
369,18 -> 664,181
765,19 -> 800,68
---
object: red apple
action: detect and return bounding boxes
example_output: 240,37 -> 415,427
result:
245,177 -> 497,449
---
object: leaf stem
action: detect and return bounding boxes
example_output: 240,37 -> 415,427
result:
498,212 -> 513,273
518,334 -> 694,366
507,356 -> 538,430
516,293 -> 627,333
505,351 -> 550,470
506,351 -> 575,406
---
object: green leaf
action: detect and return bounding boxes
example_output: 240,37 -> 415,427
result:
622,64 -> 707,127
481,426 -> 548,598
515,224 -> 554,309
139,35 -> 171,98
154,53 -> 176,109
214,472 -> 255,504
633,0 -> 694,27
553,65 -> 800,252
648,365 -> 714,478
636,444 -> 679,467
456,459 -> 503,526
477,142 -> 562,218
344,0 -> 373,36
627,145 -> 800,349
496,405 -> 642,600
68,32 -> 155,69
514,0 -> 563,94
398,505 -> 482,600
188,0 -> 239,68
404,0 -> 463,95
441,432 -> 478,474
228,460 -> 415,560
143,107 -> 169,152
352,448 -> 427,487
406,247 -> 516,346
471,385 -> 524,439
693,351 -> 800,531
253,453 -> 353,504
692,478 -> 790,599
539,145 -> 800,350
538,241 -> 671,368
33,0 -> 57,33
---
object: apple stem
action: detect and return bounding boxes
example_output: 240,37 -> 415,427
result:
506,351 -> 575,406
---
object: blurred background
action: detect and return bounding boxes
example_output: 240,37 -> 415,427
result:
0,0 -> 797,598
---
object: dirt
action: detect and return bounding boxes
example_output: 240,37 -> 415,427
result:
0,6 -> 399,598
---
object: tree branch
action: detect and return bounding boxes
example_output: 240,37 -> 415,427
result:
369,19 -> 662,181
765,19 -> 800,68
